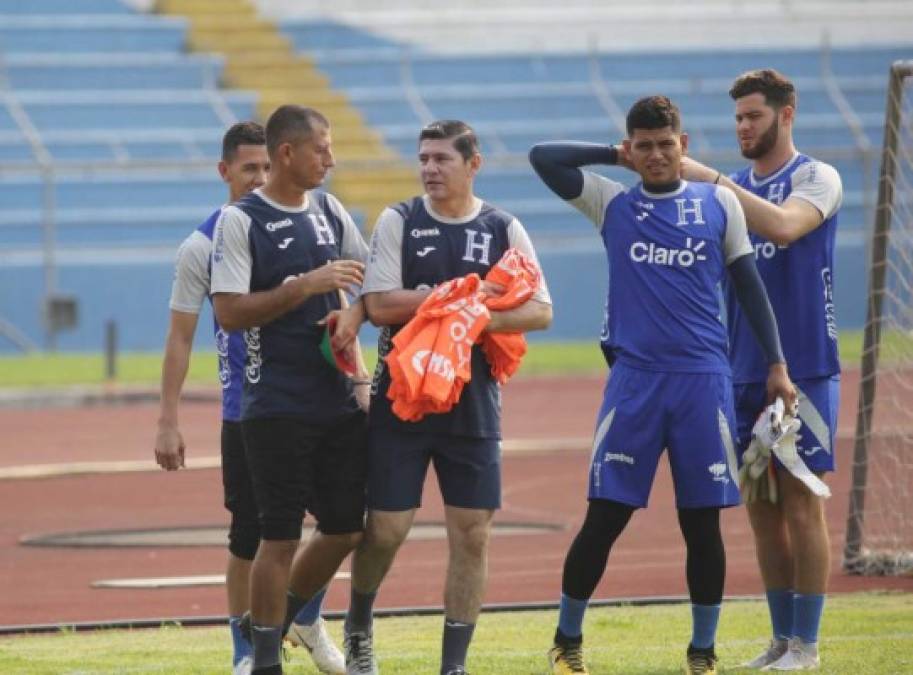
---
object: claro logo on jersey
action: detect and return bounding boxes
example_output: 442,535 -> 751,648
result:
629,237 -> 707,267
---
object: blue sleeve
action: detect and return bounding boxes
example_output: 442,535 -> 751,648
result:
727,254 -> 786,365
528,142 -> 619,200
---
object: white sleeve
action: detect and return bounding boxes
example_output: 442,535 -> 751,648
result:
568,170 -> 627,228
507,218 -> 552,304
716,185 -> 754,264
788,161 -> 843,220
326,193 -> 370,263
210,206 -> 253,294
362,208 -> 405,294
169,230 -> 211,314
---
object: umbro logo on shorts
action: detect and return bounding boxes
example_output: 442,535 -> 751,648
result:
278,237 -> 294,249
708,462 -> 729,483
416,246 -> 436,257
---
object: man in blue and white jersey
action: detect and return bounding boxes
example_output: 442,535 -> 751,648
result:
211,106 -> 370,675
529,96 -> 796,675
155,121 -> 347,675
681,69 -> 843,671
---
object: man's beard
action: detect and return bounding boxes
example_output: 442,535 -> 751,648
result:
741,116 -> 779,160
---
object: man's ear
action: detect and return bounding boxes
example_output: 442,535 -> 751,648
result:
217,160 -> 230,184
679,131 -> 689,155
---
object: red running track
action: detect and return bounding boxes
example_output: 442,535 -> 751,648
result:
0,373 -> 910,626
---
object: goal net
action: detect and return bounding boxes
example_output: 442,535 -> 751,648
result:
843,60 -> 913,576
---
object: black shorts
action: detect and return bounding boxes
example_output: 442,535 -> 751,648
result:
221,420 -> 260,560
367,427 -> 501,511
242,412 -> 368,540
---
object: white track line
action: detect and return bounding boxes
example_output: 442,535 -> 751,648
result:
0,438 -> 591,480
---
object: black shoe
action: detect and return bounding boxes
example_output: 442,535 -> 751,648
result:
686,644 -> 718,674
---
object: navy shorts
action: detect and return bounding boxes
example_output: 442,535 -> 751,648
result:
221,420 -> 260,560
242,412 -> 368,540
734,375 -> 840,474
588,363 -> 741,509
367,427 -> 501,511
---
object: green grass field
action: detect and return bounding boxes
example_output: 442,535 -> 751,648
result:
0,592 -> 910,674
0,331 -> 885,389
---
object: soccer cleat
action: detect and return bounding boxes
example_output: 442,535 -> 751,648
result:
344,629 -> 379,675
548,641 -> 589,674
233,655 -> 253,675
685,645 -> 718,674
743,638 -> 789,669
286,618 -> 345,674
442,669 -> 470,675
762,639 -> 820,671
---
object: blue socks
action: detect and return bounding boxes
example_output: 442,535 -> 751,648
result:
229,616 -> 253,666
794,593 -> 825,644
766,588 -> 795,641
557,593 -> 589,639
690,603 -> 721,650
293,586 -> 328,626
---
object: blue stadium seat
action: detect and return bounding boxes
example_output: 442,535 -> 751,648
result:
0,16 -> 189,53
5,54 -> 224,91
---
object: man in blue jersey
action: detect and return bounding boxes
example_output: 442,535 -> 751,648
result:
344,120 -> 553,675
679,70 -> 843,671
529,96 -> 796,675
155,121 -> 349,674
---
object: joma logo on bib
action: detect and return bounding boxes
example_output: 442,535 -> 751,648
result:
629,237 -> 707,267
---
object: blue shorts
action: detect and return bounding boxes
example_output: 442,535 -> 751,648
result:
367,427 -> 501,511
588,363 -> 741,509
734,375 -> 840,474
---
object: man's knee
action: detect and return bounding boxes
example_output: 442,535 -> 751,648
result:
256,538 -> 299,565
447,512 -> 493,560
364,512 -> 412,554
228,516 -> 261,561
318,530 -> 363,553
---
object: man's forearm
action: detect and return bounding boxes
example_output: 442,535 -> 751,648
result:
364,289 -> 430,326
159,336 -> 192,427
487,300 -> 553,333
213,281 -> 307,331
718,177 -> 794,245
529,142 -> 618,200
728,255 -> 785,365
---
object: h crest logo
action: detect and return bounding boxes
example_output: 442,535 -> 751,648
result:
674,198 -> 705,226
766,182 -> 786,204
308,213 -> 336,245
462,229 -> 492,265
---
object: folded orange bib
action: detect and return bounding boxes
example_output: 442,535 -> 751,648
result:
386,249 -> 541,421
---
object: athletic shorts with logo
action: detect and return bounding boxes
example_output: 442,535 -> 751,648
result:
242,411 -> 368,540
367,428 -> 501,511
588,363 -> 741,509
734,375 -> 839,473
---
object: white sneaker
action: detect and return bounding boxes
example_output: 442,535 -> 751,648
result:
344,629 -> 379,675
762,639 -> 820,671
232,655 -> 253,675
286,617 -> 346,674
743,638 -> 789,669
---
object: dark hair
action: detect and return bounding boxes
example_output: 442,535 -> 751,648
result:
625,96 -> 681,135
221,121 -> 265,162
265,105 -> 330,156
729,69 -> 797,109
418,119 -> 480,160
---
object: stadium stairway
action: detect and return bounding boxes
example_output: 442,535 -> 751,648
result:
154,0 -> 419,228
